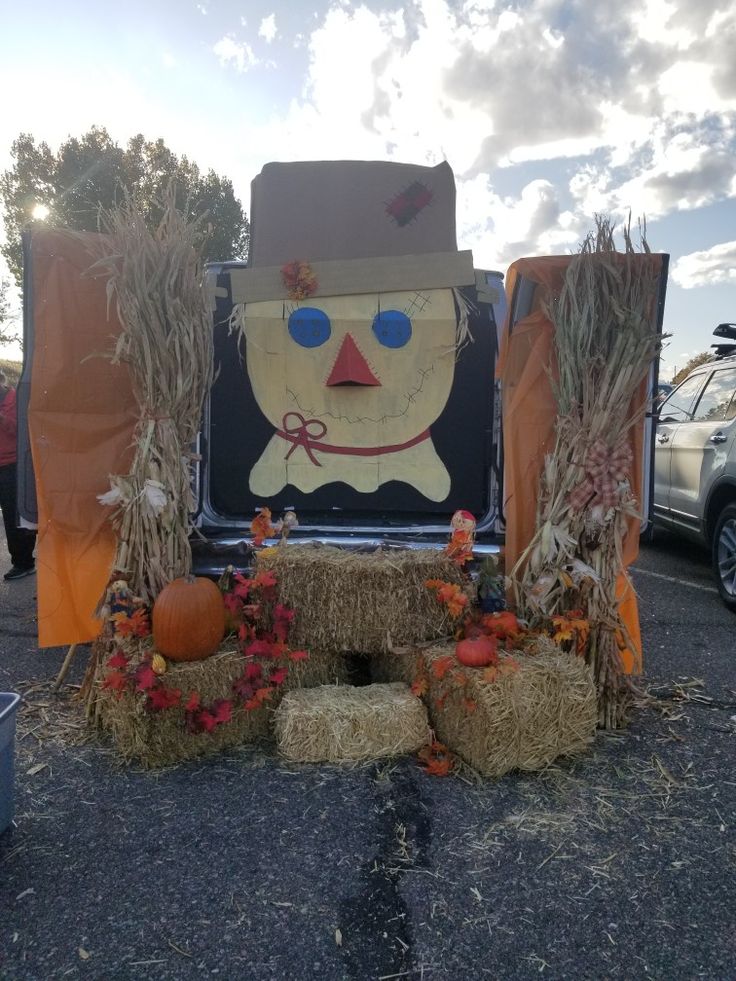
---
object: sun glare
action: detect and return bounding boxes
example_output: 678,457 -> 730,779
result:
32,203 -> 50,221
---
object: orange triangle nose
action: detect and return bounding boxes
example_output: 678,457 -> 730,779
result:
326,333 -> 381,387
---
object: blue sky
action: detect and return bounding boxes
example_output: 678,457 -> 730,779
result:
1,0 -> 735,379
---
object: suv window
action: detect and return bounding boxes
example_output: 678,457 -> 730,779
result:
691,368 -> 736,422
659,373 -> 707,422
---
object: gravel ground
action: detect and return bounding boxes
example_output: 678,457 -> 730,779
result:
1,529 -> 735,981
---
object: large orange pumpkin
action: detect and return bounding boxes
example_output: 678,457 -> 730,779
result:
152,576 -> 226,662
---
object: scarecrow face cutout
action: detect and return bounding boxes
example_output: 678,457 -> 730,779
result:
242,288 -> 457,500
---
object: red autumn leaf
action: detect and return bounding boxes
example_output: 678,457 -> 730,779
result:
135,663 -> 158,692
233,573 -> 252,599
245,638 -> 275,659
146,686 -> 182,711
274,603 -> 295,623
232,677 -> 255,701
431,656 -> 455,681
184,691 -> 201,712
288,649 -> 309,662
211,699 -> 233,724
196,709 -> 218,732
244,662 -> 263,681
107,650 -> 129,669
238,622 -> 255,643
411,677 -> 429,698
102,670 -> 128,692
223,593 -> 242,615
269,667 -> 288,686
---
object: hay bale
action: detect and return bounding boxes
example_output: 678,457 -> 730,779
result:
93,639 -> 348,767
373,644 -> 596,777
257,544 -> 462,654
274,683 -> 430,763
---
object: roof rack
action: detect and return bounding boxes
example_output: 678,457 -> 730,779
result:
711,324 -> 736,359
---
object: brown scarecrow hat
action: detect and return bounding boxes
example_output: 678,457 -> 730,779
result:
230,159 -> 474,303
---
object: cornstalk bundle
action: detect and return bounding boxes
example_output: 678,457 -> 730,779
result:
509,218 -> 662,728
93,186 -> 214,602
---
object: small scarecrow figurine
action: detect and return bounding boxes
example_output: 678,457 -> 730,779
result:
250,507 -> 279,547
445,509 -> 476,567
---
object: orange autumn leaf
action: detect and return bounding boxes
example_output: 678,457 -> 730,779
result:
418,740 -> 453,777
551,613 -> 591,656
434,694 -> 447,711
426,579 -> 468,619
463,698 -> 477,713
480,611 -> 520,639
482,665 -> 498,683
454,671 -> 469,687
411,677 -> 429,698
431,656 -> 455,680
425,756 -> 452,777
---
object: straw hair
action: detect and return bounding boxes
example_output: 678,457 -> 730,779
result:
256,544 -> 464,654
274,683 -> 430,763
508,216 -> 663,728
373,643 -> 597,778
90,184 -> 214,603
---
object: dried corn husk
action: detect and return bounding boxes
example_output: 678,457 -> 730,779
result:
509,216 -> 664,728
92,184 -> 214,603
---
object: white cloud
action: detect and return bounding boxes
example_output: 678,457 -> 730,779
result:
259,14 -> 277,44
161,52 -> 176,69
213,36 -> 258,73
671,241 -> 736,288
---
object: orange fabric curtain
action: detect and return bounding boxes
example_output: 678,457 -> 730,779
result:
29,229 -> 137,648
498,257 -> 661,674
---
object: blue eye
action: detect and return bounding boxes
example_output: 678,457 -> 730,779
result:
288,307 -> 331,348
372,310 -> 412,348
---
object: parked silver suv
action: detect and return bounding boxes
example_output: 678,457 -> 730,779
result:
652,324 -> 736,610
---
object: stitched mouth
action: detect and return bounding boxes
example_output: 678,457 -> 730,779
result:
287,363 -> 439,425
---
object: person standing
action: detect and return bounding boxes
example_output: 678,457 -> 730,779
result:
0,370 -> 35,580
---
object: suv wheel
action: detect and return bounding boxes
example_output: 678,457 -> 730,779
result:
712,503 -> 736,611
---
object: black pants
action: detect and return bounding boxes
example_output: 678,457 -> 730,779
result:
0,462 -> 36,569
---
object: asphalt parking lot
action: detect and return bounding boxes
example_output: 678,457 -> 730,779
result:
1,529 -> 735,981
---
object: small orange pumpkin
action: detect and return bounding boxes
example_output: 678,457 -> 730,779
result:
152,575 -> 226,662
455,634 -> 498,668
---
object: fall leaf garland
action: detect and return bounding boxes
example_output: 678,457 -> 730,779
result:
100,568 -> 309,735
